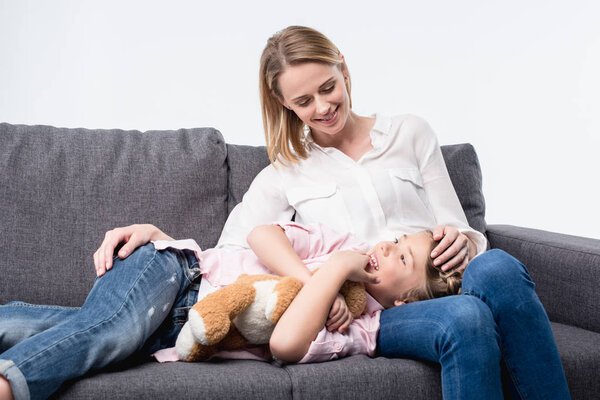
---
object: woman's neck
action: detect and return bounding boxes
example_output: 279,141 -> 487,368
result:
312,112 -> 376,162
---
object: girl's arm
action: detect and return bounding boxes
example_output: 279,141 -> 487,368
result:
247,225 -> 313,284
269,251 -> 378,363
249,224 -> 360,333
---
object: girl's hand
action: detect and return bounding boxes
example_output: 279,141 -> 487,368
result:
430,225 -> 475,272
328,250 -> 380,284
93,224 -> 170,277
326,294 -> 352,333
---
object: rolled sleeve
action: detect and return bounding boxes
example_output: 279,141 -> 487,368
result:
298,308 -> 381,364
275,222 -> 370,261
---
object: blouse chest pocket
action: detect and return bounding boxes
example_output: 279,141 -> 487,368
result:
285,183 -> 351,233
388,168 -> 434,224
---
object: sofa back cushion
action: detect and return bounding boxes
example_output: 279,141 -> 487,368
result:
0,123 -> 228,306
225,143 -> 487,234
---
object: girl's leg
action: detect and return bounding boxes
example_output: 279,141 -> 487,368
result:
377,295 -> 503,400
462,249 -> 571,399
0,375 -> 13,400
0,303 -> 79,353
0,244 -> 195,400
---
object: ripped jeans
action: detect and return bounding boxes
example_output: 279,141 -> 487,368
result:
0,244 -> 200,400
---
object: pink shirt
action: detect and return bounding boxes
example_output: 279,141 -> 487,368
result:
152,222 -> 383,363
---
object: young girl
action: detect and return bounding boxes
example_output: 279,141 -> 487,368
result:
160,222 -> 461,363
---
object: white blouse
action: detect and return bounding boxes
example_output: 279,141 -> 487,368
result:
217,114 -> 487,255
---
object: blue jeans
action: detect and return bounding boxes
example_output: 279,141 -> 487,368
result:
0,244 -> 200,400
377,249 -> 571,399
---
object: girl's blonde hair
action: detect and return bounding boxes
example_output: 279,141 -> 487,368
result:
404,232 -> 463,302
259,26 -> 351,165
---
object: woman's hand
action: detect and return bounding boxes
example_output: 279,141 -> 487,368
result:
430,225 -> 476,272
326,294 -> 352,333
93,224 -> 172,277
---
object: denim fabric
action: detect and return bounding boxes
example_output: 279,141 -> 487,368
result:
377,249 -> 571,400
0,244 -> 200,400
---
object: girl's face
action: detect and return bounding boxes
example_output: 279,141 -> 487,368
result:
365,231 -> 433,308
277,62 -> 351,142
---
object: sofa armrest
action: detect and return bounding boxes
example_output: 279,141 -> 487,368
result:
486,224 -> 600,334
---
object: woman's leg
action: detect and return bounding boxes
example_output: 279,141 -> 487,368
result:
0,244 -> 195,400
377,295 -> 503,400
462,249 -> 571,399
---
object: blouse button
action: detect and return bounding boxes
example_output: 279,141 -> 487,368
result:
334,342 -> 343,351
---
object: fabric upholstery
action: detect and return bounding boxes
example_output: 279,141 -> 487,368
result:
53,359 -> 292,399
225,144 -> 269,214
0,123 -> 228,307
551,322 -> 600,400
440,143 -> 487,235
487,224 -> 600,334
283,355 -> 442,400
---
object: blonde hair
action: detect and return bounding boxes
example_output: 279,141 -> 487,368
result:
404,231 -> 463,303
259,26 -> 352,165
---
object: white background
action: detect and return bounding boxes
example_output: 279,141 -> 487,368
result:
1,0 -> 598,239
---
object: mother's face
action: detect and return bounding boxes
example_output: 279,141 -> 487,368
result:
277,62 -> 351,140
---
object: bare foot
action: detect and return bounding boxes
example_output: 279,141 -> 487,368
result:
0,375 -> 14,400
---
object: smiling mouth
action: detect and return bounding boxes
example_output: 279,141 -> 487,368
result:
369,253 -> 379,271
315,105 -> 339,122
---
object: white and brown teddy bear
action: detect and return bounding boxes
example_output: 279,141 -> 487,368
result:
176,273 -> 367,362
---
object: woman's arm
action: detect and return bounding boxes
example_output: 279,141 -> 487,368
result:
217,166 -> 295,250
269,251 -> 377,363
247,225 -> 312,284
410,117 -> 487,271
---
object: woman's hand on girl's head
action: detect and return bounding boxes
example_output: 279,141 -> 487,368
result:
430,225 -> 474,272
93,224 -> 172,277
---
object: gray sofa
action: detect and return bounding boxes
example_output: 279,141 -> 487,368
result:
1,122 -> 598,399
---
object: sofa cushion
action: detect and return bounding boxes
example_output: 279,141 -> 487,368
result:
226,143 -> 487,235
53,359 -> 293,399
225,144 -> 269,214
0,123 -> 228,307
551,322 -> 600,399
283,355 -> 442,400
440,143 -> 487,235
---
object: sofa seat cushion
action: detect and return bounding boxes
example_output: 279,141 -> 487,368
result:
283,355 -> 442,400
551,321 -> 600,399
53,359 -> 292,399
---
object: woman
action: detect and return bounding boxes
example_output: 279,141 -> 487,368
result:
210,25 -> 570,399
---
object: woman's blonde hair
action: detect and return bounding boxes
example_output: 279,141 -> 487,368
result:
259,26 -> 351,165
404,231 -> 463,302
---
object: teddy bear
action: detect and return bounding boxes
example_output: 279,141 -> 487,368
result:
175,273 -> 367,362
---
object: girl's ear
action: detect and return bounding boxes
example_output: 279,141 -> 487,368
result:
393,299 -> 407,307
